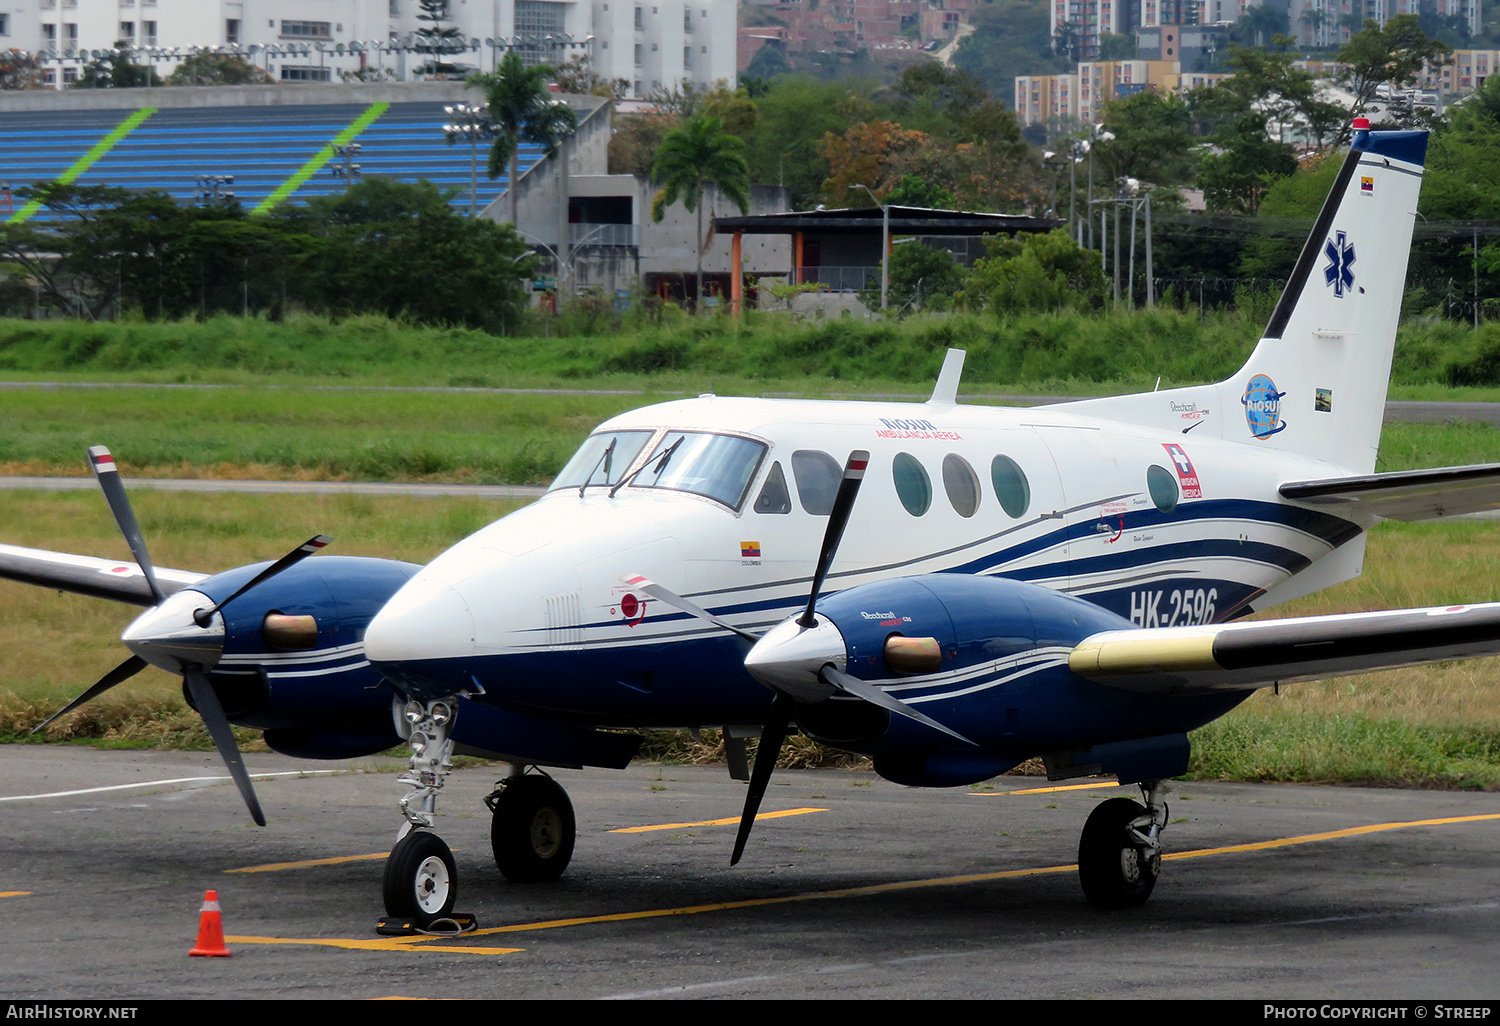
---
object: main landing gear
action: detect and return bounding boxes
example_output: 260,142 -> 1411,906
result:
378,697 -> 581,934
1077,780 -> 1170,909
485,770 -> 576,882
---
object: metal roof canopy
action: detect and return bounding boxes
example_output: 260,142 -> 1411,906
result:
713,205 -> 1061,236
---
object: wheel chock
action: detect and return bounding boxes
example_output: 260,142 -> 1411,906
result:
376,912 -> 479,937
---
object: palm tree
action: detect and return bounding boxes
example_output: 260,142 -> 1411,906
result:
467,53 -> 578,227
650,116 -> 751,310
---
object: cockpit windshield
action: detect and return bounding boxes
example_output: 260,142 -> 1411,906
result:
550,430 -> 653,492
625,431 -> 767,509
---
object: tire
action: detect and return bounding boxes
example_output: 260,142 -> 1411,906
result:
1078,797 -> 1159,909
383,831 -> 457,926
490,775 -> 576,882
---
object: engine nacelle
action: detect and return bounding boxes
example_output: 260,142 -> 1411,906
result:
797,574 -> 1244,786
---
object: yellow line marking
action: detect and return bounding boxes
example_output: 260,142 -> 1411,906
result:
227,935 -> 524,955
972,782 -> 1124,796
226,853 -> 388,873
221,810 -> 1500,955
0,891 -> 32,898
608,808 -> 828,833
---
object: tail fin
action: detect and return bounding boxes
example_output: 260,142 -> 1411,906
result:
1049,122 -> 1427,475
1233,123 -> 1427,472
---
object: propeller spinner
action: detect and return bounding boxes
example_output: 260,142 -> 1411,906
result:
31,446 -> 333,827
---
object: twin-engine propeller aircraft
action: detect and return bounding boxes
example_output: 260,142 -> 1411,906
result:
7,120 -> 1500,928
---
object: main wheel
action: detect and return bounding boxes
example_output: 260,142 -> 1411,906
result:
490,775 -> 576,882
383,831 -> 457,926
1078,797 -> 1159,909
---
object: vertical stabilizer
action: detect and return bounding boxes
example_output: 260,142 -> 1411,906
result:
1047,123 -> 1426,475
1231,124 -> 1427,473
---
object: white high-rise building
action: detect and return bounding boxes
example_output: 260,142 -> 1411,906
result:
2,0 -> 736,96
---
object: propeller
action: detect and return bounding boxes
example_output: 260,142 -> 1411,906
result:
629,449 -> 973,865
30,446 -> 332,827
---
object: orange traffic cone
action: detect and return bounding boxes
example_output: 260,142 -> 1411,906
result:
189,890 -> 232,957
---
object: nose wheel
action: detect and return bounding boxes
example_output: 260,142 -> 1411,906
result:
486,772 -> 576,882
381,830 -> 467,931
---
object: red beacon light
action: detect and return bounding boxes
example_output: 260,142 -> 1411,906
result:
1352,116 -> 1371,129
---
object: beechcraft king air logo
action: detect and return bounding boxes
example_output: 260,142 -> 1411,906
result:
1323,230 -> 1356,297
1242,374 -> 1286,439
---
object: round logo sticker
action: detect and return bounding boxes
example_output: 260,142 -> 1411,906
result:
1242,374 -> 1286,439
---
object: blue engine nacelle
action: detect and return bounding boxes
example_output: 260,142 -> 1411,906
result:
800,574 -> 1246,787
183,555 -> 422,759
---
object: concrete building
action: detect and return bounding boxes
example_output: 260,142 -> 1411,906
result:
1015,56 -> 1227,128
5,0 -> 736,97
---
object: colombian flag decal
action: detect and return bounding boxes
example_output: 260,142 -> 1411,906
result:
741,541 -> 761,558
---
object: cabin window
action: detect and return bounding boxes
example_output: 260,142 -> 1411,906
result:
791,450 -> 841,515
892,453 -> 931,517
942,454 -> 981,518
754,461 -> 791,514
990,455 -> 1030,518
1147,464 -> 1179,512
629,431 -> 767,509
549,430 -> 654,491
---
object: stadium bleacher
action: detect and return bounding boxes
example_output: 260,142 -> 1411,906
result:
1,100 -> 545,222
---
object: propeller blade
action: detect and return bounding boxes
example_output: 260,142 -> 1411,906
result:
731,693 -> 793,866
799,450 -> 869,628
29,654 -> 148,735
184,666 -> 266,826
194,535 -> 332,627
820,665 -> 976,746
87,446 -> 165,606
621,574 -> 761,642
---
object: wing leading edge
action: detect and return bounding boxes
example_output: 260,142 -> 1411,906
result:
0,542 -> 206,606
1070,602 -> 1500,695
1281,463 -> 1500,522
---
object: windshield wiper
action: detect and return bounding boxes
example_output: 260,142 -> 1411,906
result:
578,437 -> 618,497
610,437 -> 682,498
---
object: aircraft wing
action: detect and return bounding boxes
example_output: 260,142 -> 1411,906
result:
1280,463 -> 1500,521
0,542 -> 207,606
1069,602 -> 1500,695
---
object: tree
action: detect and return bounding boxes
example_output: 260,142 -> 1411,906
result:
551,53 -> 629,99
468,53 -> 578,226
1092,92 -> 1196,187
864,241 -> 967,312
650,116 -> 751,309
1198,114 -> 1298,214
819,119 -> 929,206
166,52 -> 273,86
72,43 -> 162,88
1336,16 -> 1452,126
291,179 -> 536,330
965,229 -> 1107,314
413,0 -> 469,78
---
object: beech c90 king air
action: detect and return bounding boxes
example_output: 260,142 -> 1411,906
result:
9,121 -> 1500,928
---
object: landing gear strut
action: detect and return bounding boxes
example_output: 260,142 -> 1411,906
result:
1078,780 -> 1170,909
485,769 -> 576,882
378,698 -> 475,933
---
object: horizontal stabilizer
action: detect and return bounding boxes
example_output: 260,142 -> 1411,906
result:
1070,602 -> 1500,695
0,543 -> 205,606
1281,463 -> 1500,521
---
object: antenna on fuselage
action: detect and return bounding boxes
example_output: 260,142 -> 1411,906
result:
928,348 -> 966,406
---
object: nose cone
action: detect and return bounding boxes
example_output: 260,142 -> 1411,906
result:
743,614 -> 847,703
121,590 -> 225,673
365,578 -> 477,693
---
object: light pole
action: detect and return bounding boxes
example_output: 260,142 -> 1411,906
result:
852,183 -> 889,311
329,143 -> 362,190
443,102 -> 495,217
